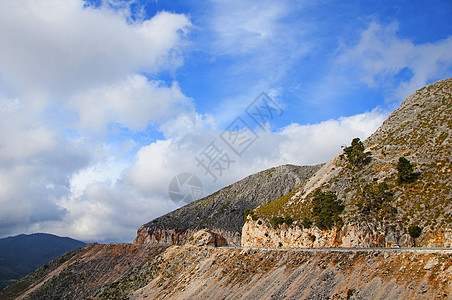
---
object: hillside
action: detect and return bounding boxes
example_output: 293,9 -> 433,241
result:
134,164 -> 322,246
2,242 -> 451,299
243,78 -> 452,248
0,243 -> 167,300
0,233 -> 85,291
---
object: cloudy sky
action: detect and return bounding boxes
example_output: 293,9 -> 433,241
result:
0,0 -> 451,243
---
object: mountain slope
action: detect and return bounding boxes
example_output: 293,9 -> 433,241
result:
0,233 -> 85,290
3,243 -> 451,299
134,164 -> 322,246
0,243 -> 167,300
243,78 -> 452,248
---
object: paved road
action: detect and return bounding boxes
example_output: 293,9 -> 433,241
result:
220,246 -> 452,253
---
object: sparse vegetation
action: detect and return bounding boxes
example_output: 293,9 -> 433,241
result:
244,209 -> 258,222
356,182 -> 396,219
308,233 -> 316,243
301,217 -> 312,229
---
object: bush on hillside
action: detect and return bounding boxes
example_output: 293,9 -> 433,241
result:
311,189 -> 344,230
397,157 -> 418,183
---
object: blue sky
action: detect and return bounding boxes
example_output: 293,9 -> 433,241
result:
0,0 -> 451,242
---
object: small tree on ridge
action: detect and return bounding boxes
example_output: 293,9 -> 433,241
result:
343,138 -> 370,168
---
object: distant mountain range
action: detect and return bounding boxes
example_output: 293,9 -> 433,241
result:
0,233 -> 85,290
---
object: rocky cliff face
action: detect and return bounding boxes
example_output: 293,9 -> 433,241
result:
242,219 -> 430,248
134,164 -> 322,246
4,242 -> 451,299
246,78 -> 452,248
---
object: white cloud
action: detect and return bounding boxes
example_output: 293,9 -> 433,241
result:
209,0 -> 287,55
70,75 -> 192,132
337,21 -> 452,101
0,110 -> 90,235
275,109 -> 388,165
54,181 -> 176,242
0,0 -> 191,98
0,0 -> 192,240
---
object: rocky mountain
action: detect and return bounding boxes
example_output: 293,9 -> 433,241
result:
0,233 -> 85,291
2,240 -> 450,299
134,164 -> 322,246
243,78 -> 452,248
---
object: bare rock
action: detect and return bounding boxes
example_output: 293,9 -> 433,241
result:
424,257 -> 439,270
185,229 -> 227,247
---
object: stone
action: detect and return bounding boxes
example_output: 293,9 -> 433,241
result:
424,257 -> 439,270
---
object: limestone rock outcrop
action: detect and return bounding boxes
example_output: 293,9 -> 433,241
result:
241,218 -> 437,248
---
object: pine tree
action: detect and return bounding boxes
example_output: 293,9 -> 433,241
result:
343,138 -> 370,167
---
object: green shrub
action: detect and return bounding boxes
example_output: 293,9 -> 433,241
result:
308,233 -> 316,243
397,157 -> 418,183
408,225 -> 422,246
270,216 -> 285,228
284,216 -> 293,226
270,216 -> 293,229
244,209 -> 253,222
312,189 -> 344,230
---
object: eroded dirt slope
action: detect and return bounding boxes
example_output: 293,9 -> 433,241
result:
3,243 -> 451,299
128,246 -> 451,300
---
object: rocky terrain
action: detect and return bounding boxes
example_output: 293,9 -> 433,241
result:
134,164 -> 322,246
2,237 -> 451,299
244,78 -> 452,248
